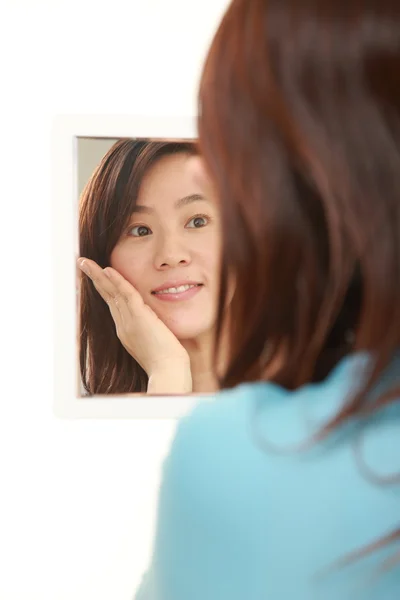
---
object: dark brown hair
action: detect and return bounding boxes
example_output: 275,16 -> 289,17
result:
198,0 -> 399,561
79,139 -> 197,394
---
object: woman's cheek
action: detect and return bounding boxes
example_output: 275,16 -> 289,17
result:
203,233 -> 222,269
110,248 -> 146,289
118,266 -> 145,291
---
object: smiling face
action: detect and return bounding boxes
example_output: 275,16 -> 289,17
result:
110,152 -> 222,340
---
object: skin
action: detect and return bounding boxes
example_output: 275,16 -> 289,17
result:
78,152 -> 226,394
188,155 -> 286,382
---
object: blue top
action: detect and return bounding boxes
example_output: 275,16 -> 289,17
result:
135,354 -> 400,600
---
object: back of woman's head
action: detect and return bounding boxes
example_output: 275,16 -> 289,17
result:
199,0 -> 400,410
79,139 -> 196,394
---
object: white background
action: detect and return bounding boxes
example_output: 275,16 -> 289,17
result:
0,1 -> 229,598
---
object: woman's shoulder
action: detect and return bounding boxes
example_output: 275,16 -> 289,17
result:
185,351 -> 397,424
174,353 -> 370,445
149,353 -> 399,600
165,352 -> 400,487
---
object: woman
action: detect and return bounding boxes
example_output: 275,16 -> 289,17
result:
129,0 -> 400,598
78,139 -> 226,395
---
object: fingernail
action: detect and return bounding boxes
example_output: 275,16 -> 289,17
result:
78,259 -> 90,275
103,268 -> 111,278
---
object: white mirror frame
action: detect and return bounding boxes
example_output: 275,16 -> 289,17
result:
52,114 -> 210,418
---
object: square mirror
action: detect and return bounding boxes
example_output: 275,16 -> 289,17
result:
53,115 -> 215,418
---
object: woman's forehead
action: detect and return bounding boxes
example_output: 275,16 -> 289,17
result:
136,153 -> 212,210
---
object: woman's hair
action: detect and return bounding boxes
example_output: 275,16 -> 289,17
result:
198,0 -> 400,564
79,139 -> 197,394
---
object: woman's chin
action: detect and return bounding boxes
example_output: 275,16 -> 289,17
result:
158,314 -> 214,341
168,322 -> 212,341
149,301 -> 215,340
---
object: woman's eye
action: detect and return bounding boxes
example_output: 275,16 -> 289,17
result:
129,225 -> 152,237
186,215 -> 209,229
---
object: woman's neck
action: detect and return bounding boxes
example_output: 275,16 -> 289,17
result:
181,329 -> 227,394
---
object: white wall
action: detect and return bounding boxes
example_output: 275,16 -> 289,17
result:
77,138 -> 118,195
1,1 -> 229,599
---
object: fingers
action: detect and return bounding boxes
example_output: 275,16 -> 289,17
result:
77,258 -> 131,327
77,257 -> 148,329
78,258 -> 141,304
102,267 -> 145,317
77,258 -> 113,302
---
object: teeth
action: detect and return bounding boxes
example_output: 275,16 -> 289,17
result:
155,284 -> 198,294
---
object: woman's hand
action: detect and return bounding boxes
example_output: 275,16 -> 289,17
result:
77,257 -> 192,394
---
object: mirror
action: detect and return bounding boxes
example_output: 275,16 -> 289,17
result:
77,136 -> 225,398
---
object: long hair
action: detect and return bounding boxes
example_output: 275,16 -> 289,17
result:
79,139 -> 196,394
198,0 -> 399,560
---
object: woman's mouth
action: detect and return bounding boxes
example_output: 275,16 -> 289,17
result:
151,282 -> 203,302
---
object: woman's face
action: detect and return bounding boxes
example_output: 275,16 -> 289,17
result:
110,152 -> 221,340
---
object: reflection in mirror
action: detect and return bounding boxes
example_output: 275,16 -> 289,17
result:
77,137 -> 229,397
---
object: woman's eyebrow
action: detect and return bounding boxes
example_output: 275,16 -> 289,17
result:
132,194 -> 208,214
175,193 -> 207,208
131,205 -> 153,214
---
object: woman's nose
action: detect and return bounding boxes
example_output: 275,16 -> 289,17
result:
154,235 -> 191,270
